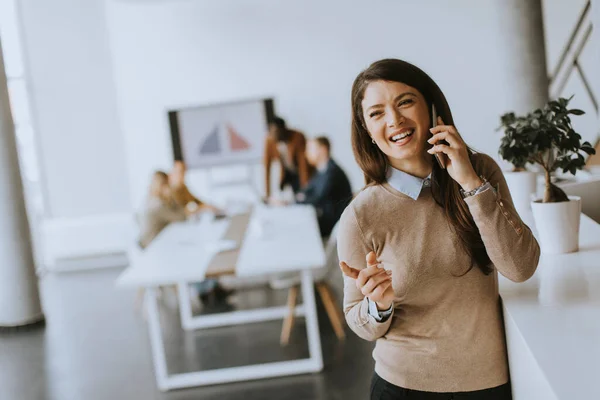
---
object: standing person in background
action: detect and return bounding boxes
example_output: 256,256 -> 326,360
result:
270,136 -> 353,238
263,117 -> 311,199
169,160 -> 233,306
338,59 -> 540,399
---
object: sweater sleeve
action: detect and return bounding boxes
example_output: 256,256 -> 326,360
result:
138,198 -> 186,248
337,205 -> 394,341
464,154 -> 541,282
184,186 -> 203,206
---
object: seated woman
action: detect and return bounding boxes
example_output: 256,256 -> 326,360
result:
169,160 -> 233,306
138,171 -> 186,249
170,160 -> 221,215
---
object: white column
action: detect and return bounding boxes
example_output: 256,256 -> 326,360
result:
591,0 -> 600,134
0,37 -> 43,328
496,0 -> 550,114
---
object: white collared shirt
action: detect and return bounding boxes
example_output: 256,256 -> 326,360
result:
386,166 -> 432,200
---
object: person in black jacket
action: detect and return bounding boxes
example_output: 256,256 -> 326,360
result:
271,136 -> 353,237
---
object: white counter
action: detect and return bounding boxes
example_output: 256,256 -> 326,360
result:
500,213 -> 600,400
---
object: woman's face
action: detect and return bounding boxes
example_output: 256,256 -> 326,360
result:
305,139 -> 325,166
361,80 -> 431,169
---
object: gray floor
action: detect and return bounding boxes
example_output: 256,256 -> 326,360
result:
1,267 -> 376,400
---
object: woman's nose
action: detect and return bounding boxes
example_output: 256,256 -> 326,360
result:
387,109 -> 405,128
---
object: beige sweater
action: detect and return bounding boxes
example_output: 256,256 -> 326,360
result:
337,153 -> 540,392
138,197 -> 187,249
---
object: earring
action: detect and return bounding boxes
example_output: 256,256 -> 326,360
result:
372,139 -> 376,144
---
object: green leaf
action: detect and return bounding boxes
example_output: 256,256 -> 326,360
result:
498,95 -> 589,172
581,146 -> 596,155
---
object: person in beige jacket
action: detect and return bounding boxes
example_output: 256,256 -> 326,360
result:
138,171 -> 186,249
338,59 -> 540,400
170,160 -> 221,215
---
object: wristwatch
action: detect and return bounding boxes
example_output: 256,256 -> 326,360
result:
460,176 -> 490,198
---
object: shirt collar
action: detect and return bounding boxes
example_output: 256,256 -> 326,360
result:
316,158 -> 332,173
387,167 -> 432,200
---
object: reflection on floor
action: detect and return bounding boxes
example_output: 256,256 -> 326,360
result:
0,267 -> 376,400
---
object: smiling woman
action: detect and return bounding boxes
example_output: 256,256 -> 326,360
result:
362,85 -> 425,161
338,59 -> 541,400
351,59 -> 493,275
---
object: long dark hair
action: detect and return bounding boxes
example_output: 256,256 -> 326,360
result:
350,59 -> 492,275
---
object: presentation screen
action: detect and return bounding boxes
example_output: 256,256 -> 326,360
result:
169,98 -> 274,168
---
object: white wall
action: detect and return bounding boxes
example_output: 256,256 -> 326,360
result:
17,0 -> 132,264
105,0 -> 532,208
13,0 -> 582,262
18,0 -> 129,218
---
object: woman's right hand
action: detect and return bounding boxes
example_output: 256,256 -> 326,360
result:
339,251 -> 394,310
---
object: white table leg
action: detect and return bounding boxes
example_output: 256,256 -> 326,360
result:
177,282 -> 307,330
301,269 -> 324,371
146,302 -> 324,391
144,288 -> 170,391
182,305 -> 307,330
143,270 -> 324,391
177,282 -> 194,330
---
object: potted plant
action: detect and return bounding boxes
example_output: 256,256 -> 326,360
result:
498,96 -> 596,254
497,114 -> 539,214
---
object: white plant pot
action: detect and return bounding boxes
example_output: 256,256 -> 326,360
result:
531,196 -> 581,254
504,171 -> 537,215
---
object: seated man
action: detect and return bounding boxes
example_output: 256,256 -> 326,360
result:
263,117 -> 311,198
271,136 -> 353,238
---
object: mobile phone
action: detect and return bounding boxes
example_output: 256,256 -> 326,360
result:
431,103 -> 448,169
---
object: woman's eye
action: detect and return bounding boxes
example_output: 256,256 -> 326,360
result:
398,99 -> 414,107
369,111 -> 382,118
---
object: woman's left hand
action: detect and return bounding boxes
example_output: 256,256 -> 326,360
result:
427,116 -> 483,191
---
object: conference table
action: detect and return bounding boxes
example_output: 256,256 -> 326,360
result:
116,205 -> 326,391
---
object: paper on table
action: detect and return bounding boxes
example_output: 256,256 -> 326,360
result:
116,219 -> 235,287
204,240 -> 238,253
224,201 -> 253,216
